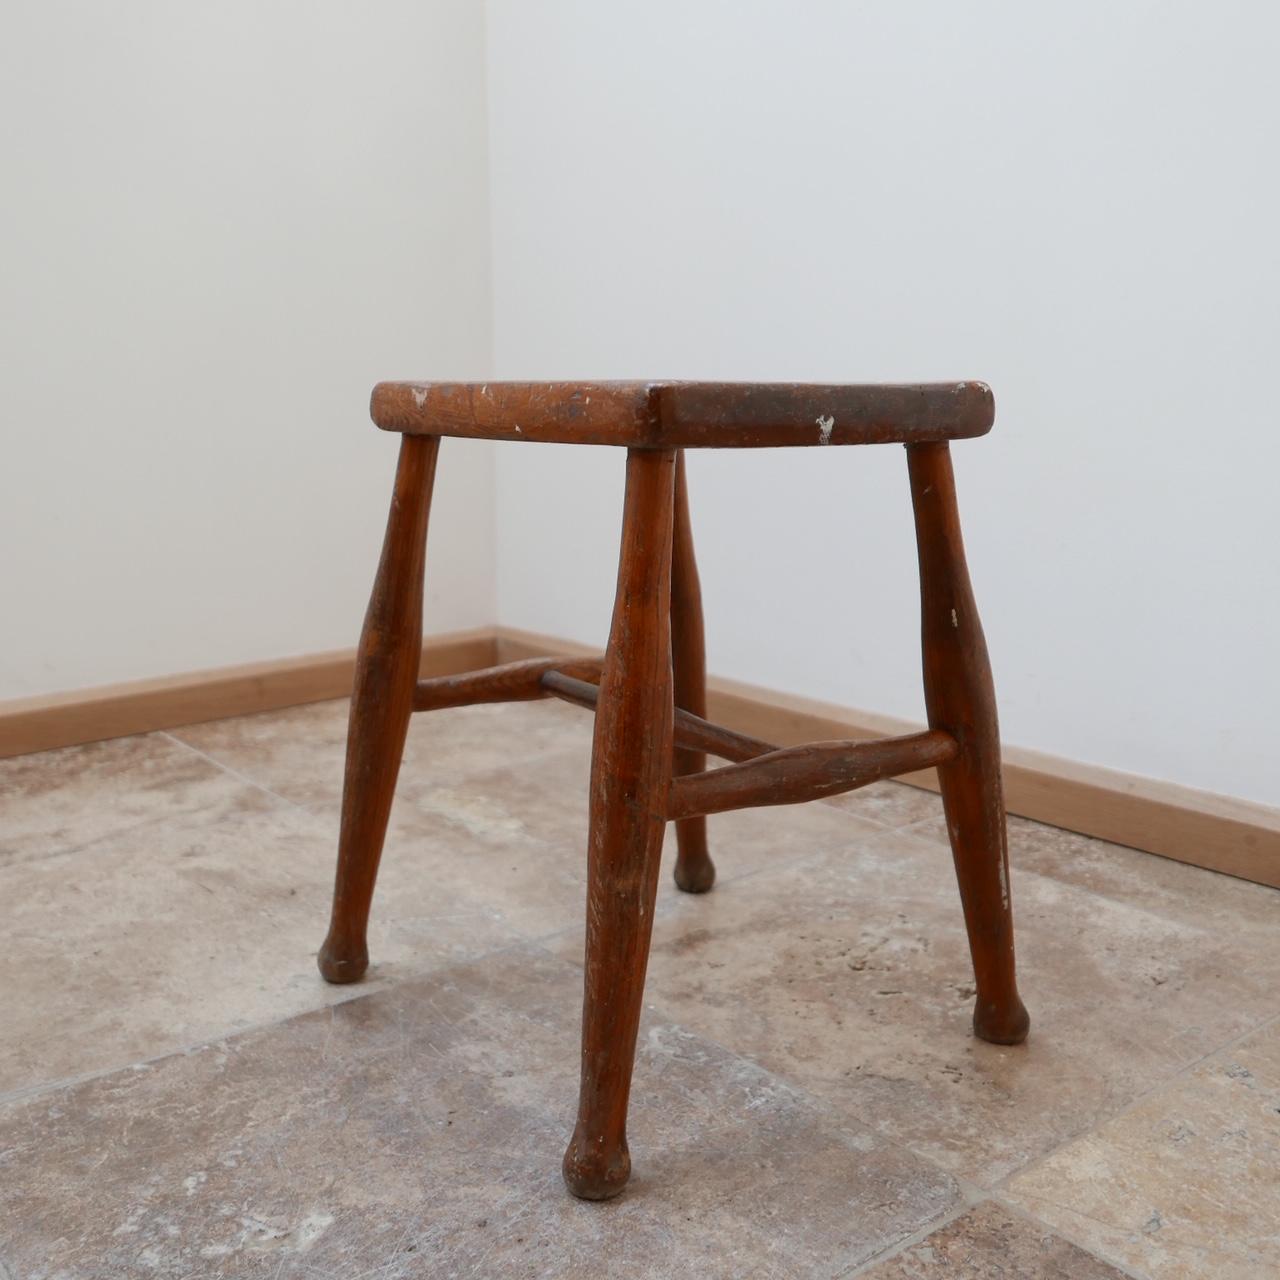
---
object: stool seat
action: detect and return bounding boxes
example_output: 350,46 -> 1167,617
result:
371,379 -> 993,448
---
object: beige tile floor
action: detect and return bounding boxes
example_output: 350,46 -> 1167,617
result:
2,697 -> 1277,1278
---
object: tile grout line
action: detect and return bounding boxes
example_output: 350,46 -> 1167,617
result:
0,989 -> 376,1107
991,1194 -> 1156,1280
159,729 -> 320,817
833,1166 -> 1155,1279
990,1003 -> 1280,1197
0,934 -> 556,1110
832,1196 -> 980,1279
162,717 -> 606,827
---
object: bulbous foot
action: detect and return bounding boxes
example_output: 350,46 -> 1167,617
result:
562,1129 -> 631,1201
674,853 -> 716,894
973,994 -> 1030,1045
317,935 -> 369,985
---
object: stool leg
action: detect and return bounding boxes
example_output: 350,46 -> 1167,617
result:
563,447 -> 676,1200
318,435 -> 439,984
907,442 -> 1029,1046
670,450 -> 715,893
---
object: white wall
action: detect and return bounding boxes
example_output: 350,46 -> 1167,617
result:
486,1 -> 1280,806
5,3 -> 1276,809
0,1 -> 494,700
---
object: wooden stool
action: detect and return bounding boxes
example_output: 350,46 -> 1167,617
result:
318,380 -> 1030,1201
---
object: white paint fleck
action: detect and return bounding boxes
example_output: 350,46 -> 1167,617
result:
816,414 -> 835,444
411,388 -> 429,409
950,608 -> 959,628
513,423 -> 522,433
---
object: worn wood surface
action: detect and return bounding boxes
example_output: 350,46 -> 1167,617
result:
908,442 -> 1029,1046
669,451 -> 716,892
371,380 -> 994,448
318,435 -> 439,985
413,655 -> 603,712
668,731 -> 958,821
562,448 -> 676,1201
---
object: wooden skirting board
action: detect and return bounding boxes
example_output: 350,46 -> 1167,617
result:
2,622 -> 1276,891
0,628 -> 497,761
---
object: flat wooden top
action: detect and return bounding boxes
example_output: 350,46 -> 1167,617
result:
370,380 -> 993,448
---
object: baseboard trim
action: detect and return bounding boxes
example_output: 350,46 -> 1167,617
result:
495,625 -> 1280,891
0,628 -> 498,760
4,623 -> 1275,891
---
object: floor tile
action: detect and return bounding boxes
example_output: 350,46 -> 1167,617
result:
1,946 -> 961,1280
171,696 -> 588,814
0,793 -> 522,1096
8,696 -> 1279,1278
400,744 -> 888,942
0,732 -> 269,868
572,826 -> 1280,1184
902,809 -> 1280,939
852,1200 -> 1132,1278
1003,1018 -> 1280,1280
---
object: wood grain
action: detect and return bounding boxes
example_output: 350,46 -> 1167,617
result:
668,731 -> 957,821
318,435 -> 439,985
669,450 -> 716,892
413,655 -> 603,712
562,448 -> 676,1201
910,441 -> 1027,1044
370,379 -> 993,448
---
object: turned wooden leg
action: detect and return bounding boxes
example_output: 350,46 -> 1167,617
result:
907,442 -> 1029,1046
670,451 -> 715,893
563,448 -> 676,1200
318,435 -> 439,984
